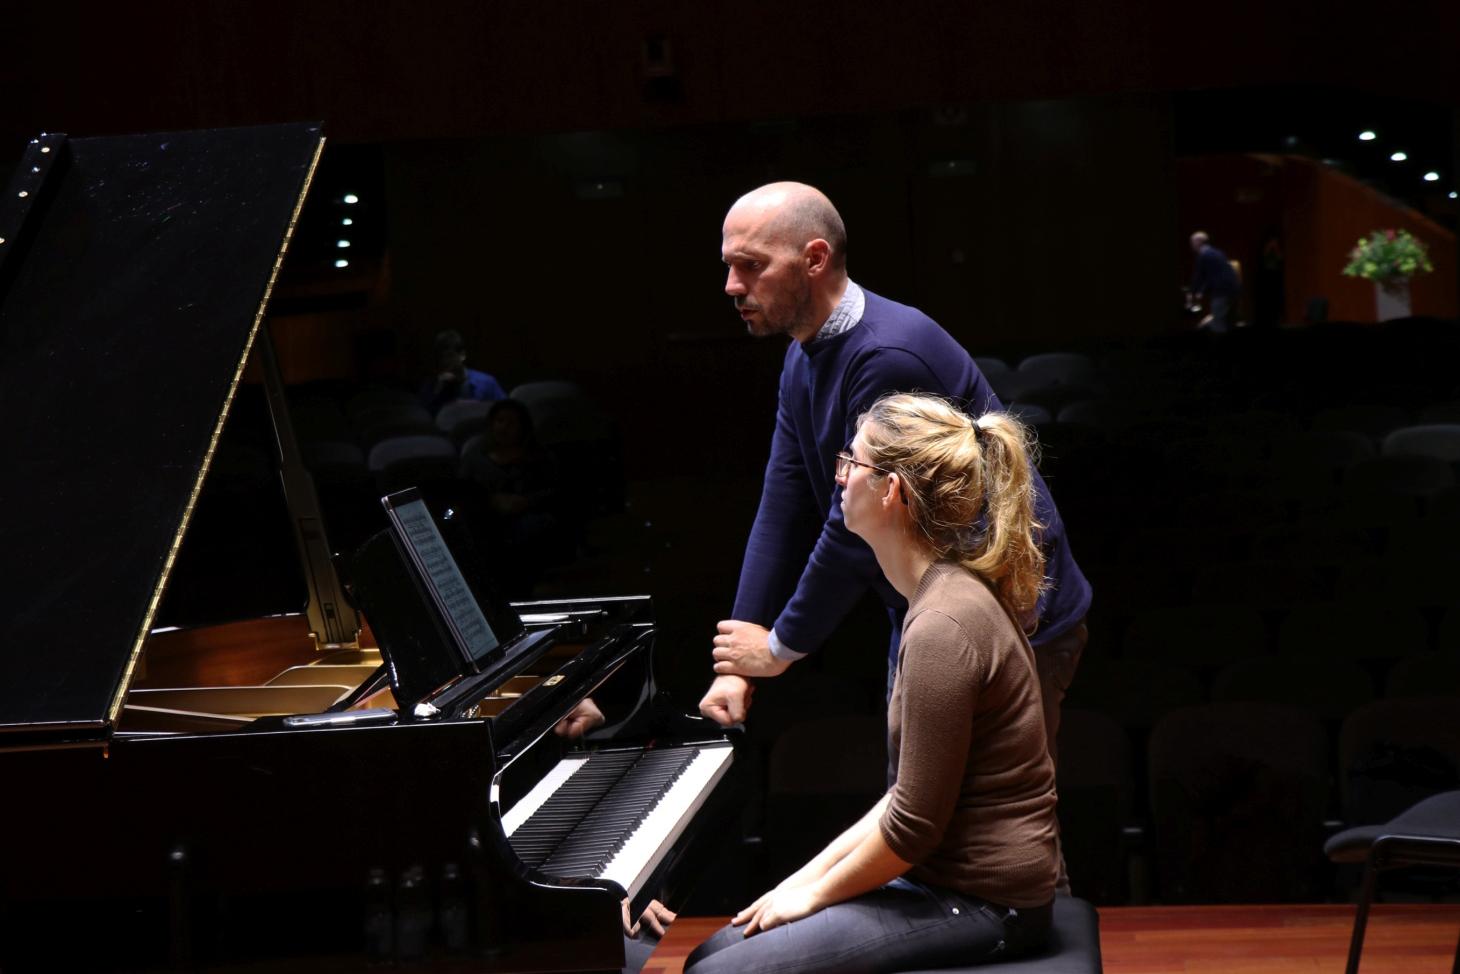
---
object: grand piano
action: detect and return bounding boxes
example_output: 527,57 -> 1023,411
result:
0,124 -> 738,972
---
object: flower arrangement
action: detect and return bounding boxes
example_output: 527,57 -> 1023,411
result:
1342,229 -> 1435,283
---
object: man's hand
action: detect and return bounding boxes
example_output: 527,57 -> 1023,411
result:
733,881 -> 824,936
712,620 -> 791,678
698,674 -> 754,726
553,697 -> 605,739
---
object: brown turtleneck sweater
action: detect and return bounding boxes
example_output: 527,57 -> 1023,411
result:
878,560 -> 1058,908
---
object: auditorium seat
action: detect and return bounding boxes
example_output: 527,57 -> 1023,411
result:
1339,697 -> 1460,828
366,434 -> 458,494
1190,560 -> 1325,609
1384,654 -> 1460,698
1382,423 -> 1460,463
1267,430 -> 1375,498
1054,399 -> 1143,433
345,384 -> 417,419
435,398 -> 492,444
1148,702 -> 1329,902
1006,402 -> 1053,426
352,401 -> 438,447
1055,710 -> 1132,904
1120,604 -> 1267,669
1276,602 -> 1428,662
1017,352 -> 1097,389
1312,404 -> 1411,442
974,356 -> 1011,378
1417,400 -> 1460,425
1211,656 -> 1374,722
1062,661 -> 1204,730
1344,455 -> 1454,500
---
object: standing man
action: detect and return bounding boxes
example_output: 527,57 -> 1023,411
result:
700,182 -> 1091,782
1188,231 -> 1242,333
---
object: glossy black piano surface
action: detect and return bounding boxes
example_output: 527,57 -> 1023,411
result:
0,126 -> 739,972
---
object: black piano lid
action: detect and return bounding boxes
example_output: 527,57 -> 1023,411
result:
0,123 -> 324,750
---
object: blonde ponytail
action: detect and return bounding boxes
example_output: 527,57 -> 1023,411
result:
858,394 -> 1047,626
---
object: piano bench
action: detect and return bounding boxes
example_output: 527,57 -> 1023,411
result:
896,895 -> 1103,974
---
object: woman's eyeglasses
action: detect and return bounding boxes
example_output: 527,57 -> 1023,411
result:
836,452 -> 909,504
835,452 -> 892,479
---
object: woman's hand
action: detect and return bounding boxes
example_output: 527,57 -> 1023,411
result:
621,898 -> 676,938
732,881 -> 824,936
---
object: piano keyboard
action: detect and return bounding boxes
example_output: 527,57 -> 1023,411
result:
502,743 -> 733,898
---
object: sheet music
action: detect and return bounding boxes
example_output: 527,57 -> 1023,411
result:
394,499 -> 500,662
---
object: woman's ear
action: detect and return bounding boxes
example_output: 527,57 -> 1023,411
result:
883,473 -> 904,510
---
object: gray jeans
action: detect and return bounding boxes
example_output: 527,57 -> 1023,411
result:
682,879 -> 1051,974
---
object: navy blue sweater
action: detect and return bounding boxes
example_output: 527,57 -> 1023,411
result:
731,289 -> 1091,653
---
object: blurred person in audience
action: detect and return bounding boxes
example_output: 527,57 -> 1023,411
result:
1187,231 -> 1242,333
684,394 -> 1057,973
460,399 -> 565,594
421,328 -> 506,413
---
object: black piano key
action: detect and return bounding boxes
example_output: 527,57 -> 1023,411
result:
537,746 -> 700,878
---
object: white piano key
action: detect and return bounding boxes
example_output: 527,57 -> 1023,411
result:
597,744 -> 734,899
501,754 -> 589,837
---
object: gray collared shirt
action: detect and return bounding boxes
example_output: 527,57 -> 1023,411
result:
810,280 -> 865,344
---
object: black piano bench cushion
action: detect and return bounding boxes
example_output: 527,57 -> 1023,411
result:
895,895 -> 1103,974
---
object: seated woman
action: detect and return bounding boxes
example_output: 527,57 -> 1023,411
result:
685,393 -> 1059,973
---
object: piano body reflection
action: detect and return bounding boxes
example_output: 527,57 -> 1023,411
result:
0,124 -> 737,972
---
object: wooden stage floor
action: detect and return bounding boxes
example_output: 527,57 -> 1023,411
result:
644,904 -> 1460,973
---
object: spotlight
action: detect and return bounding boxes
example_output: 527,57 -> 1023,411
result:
1390,151 -> 1408,162
1451,191 -> 1458,200
334,259 -> 350,269
341,217 -> 354,226
1358,130 -> 1377,142
336,240 -> 351,248
1423,171 -> 1440,182
342,193 -> 359,204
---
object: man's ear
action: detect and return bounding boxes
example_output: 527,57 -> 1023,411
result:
804,238 -> 831,276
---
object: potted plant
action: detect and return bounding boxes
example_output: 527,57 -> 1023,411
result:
1341,229 -> 1435,321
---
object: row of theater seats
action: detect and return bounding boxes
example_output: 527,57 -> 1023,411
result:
1060,695 -> 1460,905
291,380 -> 615,487
279,379 -> 625,561
957,325 -> 1460,905
756,687 -> 1460,908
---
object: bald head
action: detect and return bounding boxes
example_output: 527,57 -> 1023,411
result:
1190,231 -> 1210,251
727,182 -> 848,271
721,182 -> 851,343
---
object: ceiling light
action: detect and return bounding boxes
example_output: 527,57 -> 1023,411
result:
334,259 -> 349,268
341,217 -> 354,226
336,240 -> 351,248
1423,171 -> 1440,182
342,193 -> 359,204
1358,130 -> 1377,141
1390,151 -> 1408,162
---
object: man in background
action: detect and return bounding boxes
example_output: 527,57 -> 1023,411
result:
420,328 -> 506,413
1188,231 -> 1242,333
